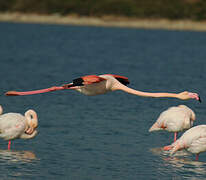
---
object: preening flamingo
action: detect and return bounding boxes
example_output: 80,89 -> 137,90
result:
149,105 -> 196,142
5,74 -> 201,101
164,125 -> 206,161
0,105 -> 38,150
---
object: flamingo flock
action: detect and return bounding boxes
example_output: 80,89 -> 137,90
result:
149,105 -> 206,161
2,74 -> 205,161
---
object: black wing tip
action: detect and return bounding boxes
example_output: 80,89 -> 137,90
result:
116,78 -> 130,86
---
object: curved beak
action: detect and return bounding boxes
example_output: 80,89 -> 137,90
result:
198,96 -> 202,103
25,126 -> 34,135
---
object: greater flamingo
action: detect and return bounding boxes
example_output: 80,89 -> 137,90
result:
5,74 -> 201,102
164,125 -> 206,161
149,105 -> 196,142
0,105 -> 38,150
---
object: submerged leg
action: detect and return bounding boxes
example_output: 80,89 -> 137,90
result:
8,140 -> 11,150
196,154 -> 199,161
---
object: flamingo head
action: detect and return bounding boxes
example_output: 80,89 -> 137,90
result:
188,92 -> 201,102
24,109 -> 38,135
178,91 -> 201,102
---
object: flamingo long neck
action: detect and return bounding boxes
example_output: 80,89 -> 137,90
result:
191,110 -> 196,121
0,105 -> 3,115
114,83 -> 178,99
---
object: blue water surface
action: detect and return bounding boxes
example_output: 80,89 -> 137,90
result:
0,22 -> 206,180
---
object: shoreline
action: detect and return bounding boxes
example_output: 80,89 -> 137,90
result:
1,12 -> 206,31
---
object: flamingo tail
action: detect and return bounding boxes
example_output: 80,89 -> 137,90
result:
5,86 -> 66,96
149,123 -> 161,132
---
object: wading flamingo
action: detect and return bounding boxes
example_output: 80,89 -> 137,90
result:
5,74 -> 201,102
0,105 -> 38,150
164,125 -> 206,161
149,105 -> 196,142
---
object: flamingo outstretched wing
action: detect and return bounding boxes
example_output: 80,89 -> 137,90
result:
80,75 -> 106,85
105,74 -> 130,85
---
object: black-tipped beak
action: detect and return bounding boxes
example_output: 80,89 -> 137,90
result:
198,96 -> 202,103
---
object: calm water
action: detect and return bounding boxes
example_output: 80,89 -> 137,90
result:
0,22 -> 206,180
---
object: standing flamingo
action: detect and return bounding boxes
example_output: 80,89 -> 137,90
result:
149,105 -> 196,142
5,74 -> 201,102
0,105 -> 38,150
164,125 -> 206,161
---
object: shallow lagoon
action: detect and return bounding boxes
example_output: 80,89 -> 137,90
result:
0,22 -> 206,179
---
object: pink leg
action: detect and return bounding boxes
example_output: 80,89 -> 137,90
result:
174,132 -> 178,142
196,154 -> 199,161
5,86 -> 65,96
8,140 -> 11,150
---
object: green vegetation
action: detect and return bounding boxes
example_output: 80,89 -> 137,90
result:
0,0 -> 206,20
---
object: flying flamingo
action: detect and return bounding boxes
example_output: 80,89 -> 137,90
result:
164,125 -> 206,161
0,105 -> 38,150
5,74 -> 201,102
149,105 -> 196,142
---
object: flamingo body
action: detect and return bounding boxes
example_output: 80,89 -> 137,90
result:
149,105 -> 196,142
0,106 -> 38,149
73,74 -> 129,96
166,125 -> 206,160
0,113 -> 30,140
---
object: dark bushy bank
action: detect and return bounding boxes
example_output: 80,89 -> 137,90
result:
0,0 -> 206,20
